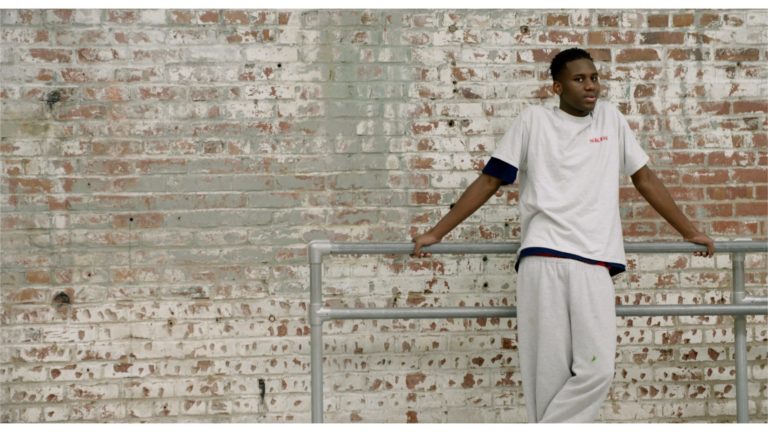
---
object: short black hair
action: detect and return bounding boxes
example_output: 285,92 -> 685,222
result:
550,48 -> 594,81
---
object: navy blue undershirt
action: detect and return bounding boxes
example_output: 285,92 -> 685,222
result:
482,157 -> 518,185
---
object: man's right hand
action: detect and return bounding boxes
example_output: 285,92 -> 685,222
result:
411,232 -> 442,258
684,231 -> 715,258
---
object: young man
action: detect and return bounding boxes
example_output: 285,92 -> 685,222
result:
411,48 -> 715,422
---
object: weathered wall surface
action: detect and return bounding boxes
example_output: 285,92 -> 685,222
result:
1,9 -> 766,423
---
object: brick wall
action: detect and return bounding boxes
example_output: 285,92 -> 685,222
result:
1,9 -> 766,423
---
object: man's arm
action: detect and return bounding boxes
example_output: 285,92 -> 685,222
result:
631,165 -> 715,257
412,173 -> 503,257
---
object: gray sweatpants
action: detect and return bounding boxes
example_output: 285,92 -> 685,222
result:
517,256 -> 617,422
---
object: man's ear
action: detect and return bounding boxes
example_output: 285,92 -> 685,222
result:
552,81 -> 562,96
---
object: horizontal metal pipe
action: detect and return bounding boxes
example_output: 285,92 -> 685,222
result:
327,241 -> 768,256
321,306 -> 515,320
330,242 -> 518,256
616,304 -> 766,317
320,303 -> 767,322
742,296 -> 768,305
625,241 -> 767,254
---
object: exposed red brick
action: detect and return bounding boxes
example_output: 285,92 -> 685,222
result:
681,170 -> 730,185
694,203 -> 733,218
707,186 -> 753,201
671,152 -> 706,165
50,9 -> 73,23
700,13 -> 721,26
546,14 -> 569,26
632,84 -> 655,98
405,372 -> 426,390
724,14 -> 745,26
735,203 -> 767,217
37,69 -> 55,81
715,48 -> 760,61
198,10 -> 219,24
455,87 -> 480,100
29,49 -> 72,63
502,337 -> 516,350
698,101 -> 730,115
57,105 -> 107,120
533,48 -> 560,63
48,196 -> 79,211
8,178 -> 54,194
411,122 -> 438,135
637,101 -> 659,115
733,168 -> 768,183
589,31 -> 636,45
405,292 -> 426,306
707,151 -> 755,166
138,87 -> 177,101
107,10 -> 137,23
169,10 -> 193,24
616,48 -> 660,63
711,221 -> 760,236
753,133 -> 767,149
597,14 -> 619,27
624,223 -> 658,237
647,15 -> 669,27
539,30 -> 584,44
668,48 -> 705,61
222,10 -> 249,24
410,192 -> 440,205
642,32 -> 685,45
462,373 -> 476,389
733,101 -> 768,114
756,185 -> 767,200
112,213 -> 165,229
406,410 -> 418,423
672,14 -> 694,27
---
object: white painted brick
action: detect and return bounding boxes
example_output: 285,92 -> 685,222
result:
598,401 -> 659,421
2,8 -> 767,424
706,399 -> 745,417
70,400 -> 125,421
661,401 -> 708,419
15,406 -> 43,422
41,404 -> 69,422
614,365 -> 652,383
753,363 -> 768,380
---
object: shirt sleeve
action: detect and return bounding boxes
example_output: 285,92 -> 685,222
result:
619,112 -> 650,176
482,157 -> 518,185
483,110 -> 529,184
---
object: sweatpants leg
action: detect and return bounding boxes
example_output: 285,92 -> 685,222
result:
517,256 -> 616,423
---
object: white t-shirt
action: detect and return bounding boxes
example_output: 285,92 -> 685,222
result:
483,101 -> 649,275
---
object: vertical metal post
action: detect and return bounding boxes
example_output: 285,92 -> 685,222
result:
732,252 -> 748,423
309,241 -> 330,423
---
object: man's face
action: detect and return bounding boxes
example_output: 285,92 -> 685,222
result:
553,58 -> 600,117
